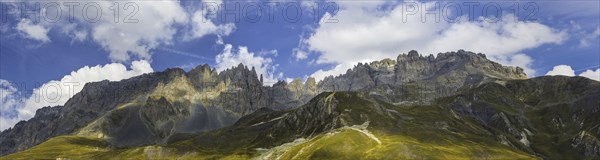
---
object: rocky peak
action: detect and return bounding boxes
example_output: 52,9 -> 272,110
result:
370,58 -> 396,67
218,63 -> 260,85
305,77 -> 317,93
273,80 -> 287,87
186,64 -> 218,88
397,50 -> 426,62
187,64 -> 214,76
162,68 -> 186,78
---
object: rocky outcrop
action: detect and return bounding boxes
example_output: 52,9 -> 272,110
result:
448,76 -> 600,159
572,131 -> 600,159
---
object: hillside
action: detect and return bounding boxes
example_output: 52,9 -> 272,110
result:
1,50 -> 599,159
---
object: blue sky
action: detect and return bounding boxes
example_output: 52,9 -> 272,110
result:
0,0 -> 599,130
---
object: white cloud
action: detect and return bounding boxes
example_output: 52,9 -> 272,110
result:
20,60 -> 153,119
215,44 -> 283,83
0,116 -> 21,131
0,61 -> 153,131
0,79 -> 22,131
12,1 -> 236,62
216,35 -> 224,45
546,65 -> 576,76
87,1 -> 188,62
579,68 -> 600,81
17,1 -> 188,62
493,54 -> 536,76
310,62 -> 355,82
293,50 -> 308,60
426,16 -> 566,58
16,19 -> 50,42
259,49 -> 278,56
60,23 -> 87,43
579,27 -> 600,48
301,1 -> 567,79
185,9 -> 236,40
73,30 -> 88,42
0,80 -> 21,117
545,65 -> 600,81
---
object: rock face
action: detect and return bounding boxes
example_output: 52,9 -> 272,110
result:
318,50 -> 527,103
0,70 -> 174,155
0,50 -> 535,156
448,76 -> 600,159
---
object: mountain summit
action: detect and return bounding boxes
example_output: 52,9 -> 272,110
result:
1,50 -> 598,159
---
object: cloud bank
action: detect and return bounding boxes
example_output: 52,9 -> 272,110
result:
10,0 -> 235,63
546,65 -> 600,81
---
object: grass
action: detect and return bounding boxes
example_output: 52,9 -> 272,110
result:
0,136 -> 251,160
253,127 -> 536,160
1,136 -> 109,160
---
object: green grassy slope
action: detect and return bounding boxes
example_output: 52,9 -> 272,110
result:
2,130 -> 535,160
2,92 -> 537,159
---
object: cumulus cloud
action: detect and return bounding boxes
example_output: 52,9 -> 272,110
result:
16,19 -> 50,42
579,69 -> 600,81
545,65 -> 599,81
215,44 -> 283,83
545,65 -> 576,76
302,1 -> 566,80
87,1 -> 188,62
0,61 -> 153,131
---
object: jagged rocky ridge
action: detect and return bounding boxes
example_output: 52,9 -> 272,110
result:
1,50 -> 598,159
318,50 -> 527,103
1,63 -> 311,154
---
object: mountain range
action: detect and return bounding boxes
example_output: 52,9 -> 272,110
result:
1,50 -> 598,159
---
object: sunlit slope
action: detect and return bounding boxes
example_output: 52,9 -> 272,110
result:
1,136 -> 110,159
254,126 -> 535,159
1,130 -> 535,160
170,91 -> 540,159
